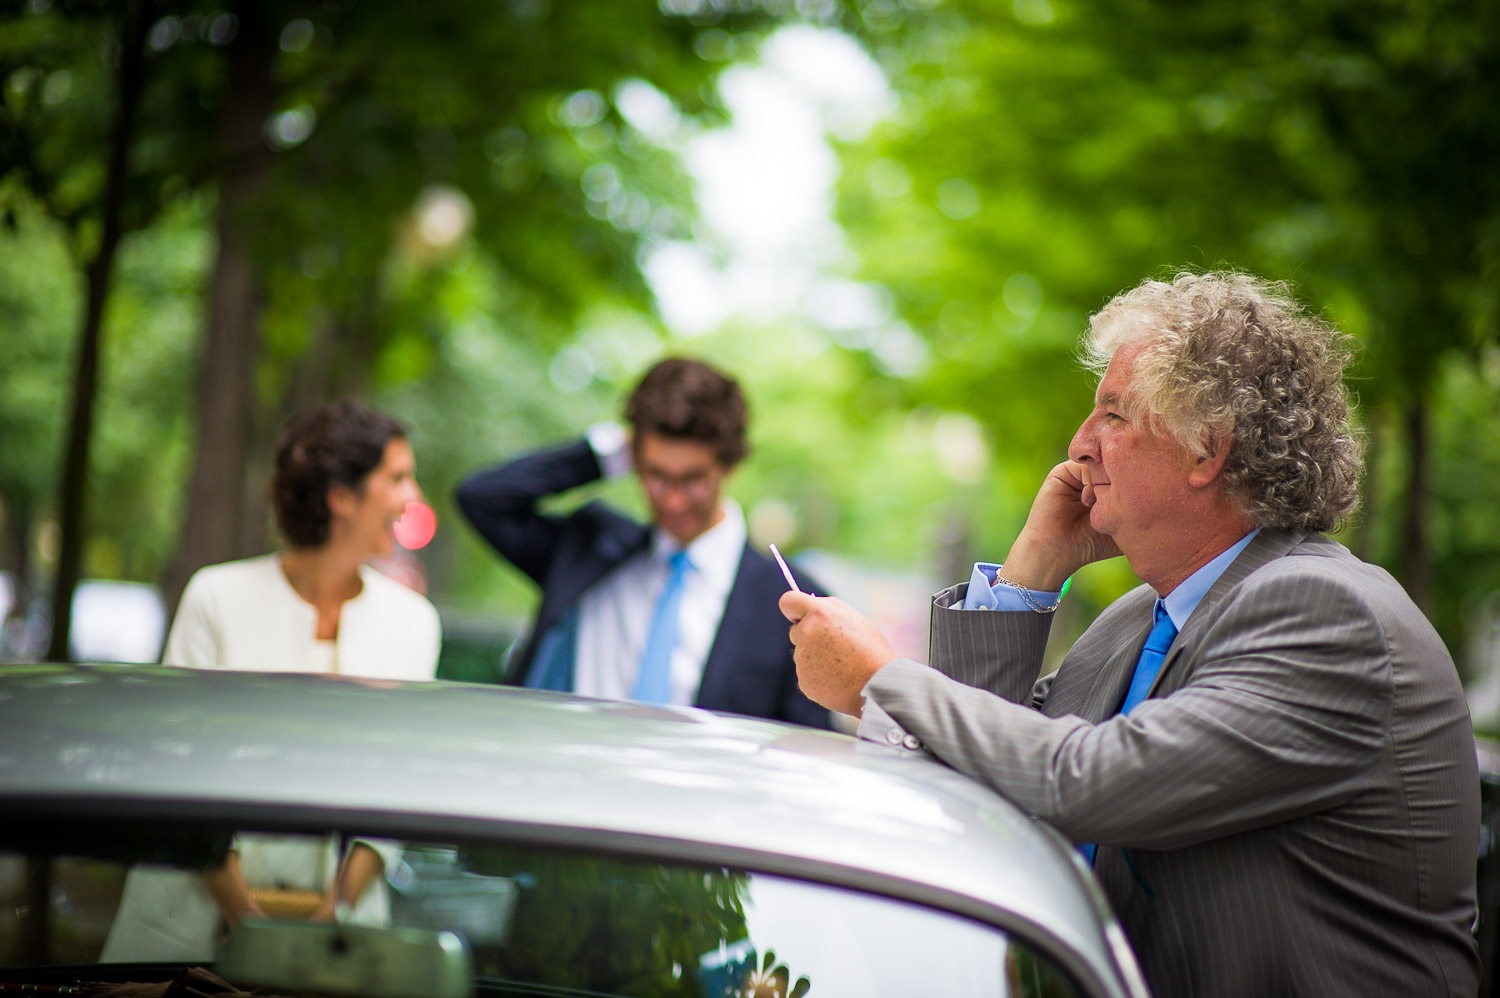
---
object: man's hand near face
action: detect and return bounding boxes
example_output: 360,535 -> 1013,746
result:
1000,459 -> 1124,591
779,591 -> 897,717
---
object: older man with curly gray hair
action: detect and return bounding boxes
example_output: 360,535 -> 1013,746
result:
782,271 -> 1478,998
1083,271 -> 1364,533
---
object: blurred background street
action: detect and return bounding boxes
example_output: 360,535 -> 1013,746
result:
1,0 -> 1497,730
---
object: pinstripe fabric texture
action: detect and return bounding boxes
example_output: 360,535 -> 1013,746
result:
862,531 -> 1480,997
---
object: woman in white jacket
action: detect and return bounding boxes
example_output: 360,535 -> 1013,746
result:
102,398 -> 441,961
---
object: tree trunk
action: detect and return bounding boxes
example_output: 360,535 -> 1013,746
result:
1,494 -> 32,618
17,858 -> 49,964
161,3 -> 278,619
44,2 -> 148,661
1399,398 -> 1431,610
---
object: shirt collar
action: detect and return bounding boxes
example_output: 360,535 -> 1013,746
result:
651,497 -> 745,594
1160,528 -> 1260,630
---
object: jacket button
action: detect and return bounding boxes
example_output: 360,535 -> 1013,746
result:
902,734 -> 922,750
885,728 -> 904,746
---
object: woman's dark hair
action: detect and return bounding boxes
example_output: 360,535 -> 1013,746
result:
271,399 -> 407,548
625,357 -> 749,467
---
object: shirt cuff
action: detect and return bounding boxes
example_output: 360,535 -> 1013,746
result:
586,422 -> 632,479
961,561 -> 1061,612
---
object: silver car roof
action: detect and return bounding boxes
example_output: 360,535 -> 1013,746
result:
0,664 -> 1148,998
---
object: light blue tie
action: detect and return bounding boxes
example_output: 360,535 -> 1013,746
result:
524,608 -> 579,692
1080,600 -> 1179,866
633,550 -> 692,704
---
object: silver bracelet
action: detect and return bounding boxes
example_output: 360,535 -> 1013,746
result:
991,573 -> 1060,614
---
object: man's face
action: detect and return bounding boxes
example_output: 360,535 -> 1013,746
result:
1068,340 -> 1201,557
635,433 -> 728,545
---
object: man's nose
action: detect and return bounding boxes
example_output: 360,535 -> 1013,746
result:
1068,415 -> 1100,464
653,482 -> 690,507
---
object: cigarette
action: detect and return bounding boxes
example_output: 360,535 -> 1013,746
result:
768,543 -> 802,594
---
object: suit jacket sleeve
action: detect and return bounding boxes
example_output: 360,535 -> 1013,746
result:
862,560 -> 1392,850
454,439 -> 604,583
925,582 -> 1055,705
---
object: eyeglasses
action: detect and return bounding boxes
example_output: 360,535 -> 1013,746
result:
638,467 -> 723,501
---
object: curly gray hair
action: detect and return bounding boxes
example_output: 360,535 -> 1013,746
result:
1081,271 -> 1363,532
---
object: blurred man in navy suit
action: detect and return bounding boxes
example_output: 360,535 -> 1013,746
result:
457,357 -> 829,728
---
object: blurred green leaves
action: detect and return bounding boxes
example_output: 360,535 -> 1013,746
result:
831,0 -> 1499,660
1,0 -> 1496,675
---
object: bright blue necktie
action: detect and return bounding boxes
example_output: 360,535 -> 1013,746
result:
1120,600 -> 1178,715
1080,600 -> 1179,866
633,550 -> 692,704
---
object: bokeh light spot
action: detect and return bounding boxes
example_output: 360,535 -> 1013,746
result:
557,89 -> 607,128
267,104 -> 317,149
393,501 -> 437,550
280,18 -> 315,53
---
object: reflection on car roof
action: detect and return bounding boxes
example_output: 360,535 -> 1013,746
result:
0,663 -> 1125,993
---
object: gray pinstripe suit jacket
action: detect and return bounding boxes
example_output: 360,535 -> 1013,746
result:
861,529 -> 1479,997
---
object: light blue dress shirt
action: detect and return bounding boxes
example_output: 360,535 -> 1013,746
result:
963,528 -> 1260,625
1154,529 -> 1259,631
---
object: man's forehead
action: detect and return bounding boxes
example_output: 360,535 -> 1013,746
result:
636,434 -> 720,471
1093,342 -> 1142,405
1094,372 -> 1131,410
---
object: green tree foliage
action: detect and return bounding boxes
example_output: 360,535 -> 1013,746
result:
834,0 -> 1500,660
460,846 -> 750,997
0,203 -> 76,595
157,0 -> 787,610
0,0 -> 167,657
4,0 -> 1496,679
0,0 -> 795,654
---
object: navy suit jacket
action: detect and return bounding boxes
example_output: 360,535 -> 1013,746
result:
455,439 -> 831,728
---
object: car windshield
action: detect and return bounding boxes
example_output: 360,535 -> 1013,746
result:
0,827 -> 1087,998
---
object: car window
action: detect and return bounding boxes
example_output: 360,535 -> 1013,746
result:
0,835 -> 1087,998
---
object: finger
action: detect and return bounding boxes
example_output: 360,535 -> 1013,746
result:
779,590 -> 817,624
1080,479 -> 1097,510
1053,459 -> 1088,493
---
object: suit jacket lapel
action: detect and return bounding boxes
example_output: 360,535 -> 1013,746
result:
521,514 -> 651,681
695,542 -> 754,708
1085,629 -> 1153,720
1046,586 -> 1156,721
541,514 -> 650,630
1142,529 -> 1308,700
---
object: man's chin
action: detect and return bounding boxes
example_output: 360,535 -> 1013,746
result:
1088,504 -> 1115,534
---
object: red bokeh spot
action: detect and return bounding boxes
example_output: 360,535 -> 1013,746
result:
393,501 -> 437,550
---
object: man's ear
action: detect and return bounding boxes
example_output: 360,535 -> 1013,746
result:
1189,436 -> 1233,488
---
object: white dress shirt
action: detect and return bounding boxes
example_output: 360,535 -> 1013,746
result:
574,498 -> 746,706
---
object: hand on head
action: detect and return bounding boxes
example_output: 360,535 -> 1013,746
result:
999,459 -> 1123,590
779,591 -> 897,718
